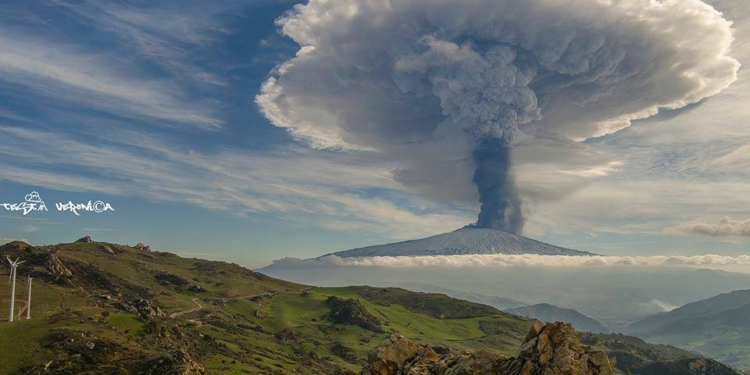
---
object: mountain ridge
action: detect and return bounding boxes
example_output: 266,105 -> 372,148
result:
626,289 -> 750,369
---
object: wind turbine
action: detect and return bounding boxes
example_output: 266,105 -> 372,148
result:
26,275 -> 32,320
6,256 -> 25,322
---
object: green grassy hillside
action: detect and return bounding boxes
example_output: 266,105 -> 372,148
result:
0,239 -> 741,375
0,239 -> 530,374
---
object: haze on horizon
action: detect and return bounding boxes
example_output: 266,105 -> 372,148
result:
0,0 -> 748,269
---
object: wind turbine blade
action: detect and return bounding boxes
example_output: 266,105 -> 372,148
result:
16,261 -> 25,265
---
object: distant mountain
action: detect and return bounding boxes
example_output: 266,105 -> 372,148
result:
578,332 -> 741,375
327,227 -> 594,258
626,289 -> 750,336
505,303 -> 610,334
626,289 -> 750,370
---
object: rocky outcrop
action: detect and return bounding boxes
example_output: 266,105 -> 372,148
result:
116,299 -> 166,319
327,296 -> 385,333
134,242 -> 152,251
508,321 -> 615,375
359,321 -> 615,375
44,253 -> 73,283
142,349 -> 206,375
76,236 -> 94,243
99,245 -> 115,254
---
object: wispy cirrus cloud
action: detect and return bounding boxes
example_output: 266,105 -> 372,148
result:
0,0 -> 241,129
0,125 -> 471,239
0,32 -> 220,128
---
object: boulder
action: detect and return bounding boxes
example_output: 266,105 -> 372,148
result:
99,245 -> 115,255
358,322 -> 615,375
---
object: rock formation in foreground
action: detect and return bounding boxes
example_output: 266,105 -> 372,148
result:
359,321 -> 615,375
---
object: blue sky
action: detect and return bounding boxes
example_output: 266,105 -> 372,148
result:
1,0 -> 749,268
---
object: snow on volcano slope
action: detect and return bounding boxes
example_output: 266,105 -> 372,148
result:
325,227 -> 594,258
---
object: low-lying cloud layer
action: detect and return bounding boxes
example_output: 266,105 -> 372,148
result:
273,254 -> 750,270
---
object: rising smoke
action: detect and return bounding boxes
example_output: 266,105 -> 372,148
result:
257,0 -> 739,234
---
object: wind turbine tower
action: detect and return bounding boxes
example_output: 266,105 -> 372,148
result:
6,256 -> 25,323
26,275 -> 32,320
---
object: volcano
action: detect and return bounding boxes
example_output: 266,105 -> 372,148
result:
324,227 -> 594,258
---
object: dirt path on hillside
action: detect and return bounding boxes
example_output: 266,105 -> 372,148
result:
170,298 -> 203,319
169,292 -> 278,319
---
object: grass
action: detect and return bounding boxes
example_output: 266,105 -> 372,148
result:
0,240 -> 720,375
108,314 -> 146,338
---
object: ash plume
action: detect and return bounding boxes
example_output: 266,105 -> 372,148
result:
257,0 -> 739,234
471,138 -> 523,232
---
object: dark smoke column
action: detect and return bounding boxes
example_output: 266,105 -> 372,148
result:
471,137 -> 524,233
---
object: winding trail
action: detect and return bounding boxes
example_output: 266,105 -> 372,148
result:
170,298 -> 203,319
168,292 -> 278,319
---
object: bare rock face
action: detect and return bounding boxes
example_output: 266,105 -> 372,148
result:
44,252 -> 74,283
359,322 -> 615,375
506,321 -> 615,375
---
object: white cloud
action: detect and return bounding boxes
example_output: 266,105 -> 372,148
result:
641,299 -> 679,312
259,0 -> 738,148
0,125 -> 471,240
275,253 -> 750,270
0,33 -> 220,128
2,0 -> 750,247
665,217 -> 750,237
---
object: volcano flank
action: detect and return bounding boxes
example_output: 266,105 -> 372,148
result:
325,227 -> 594,258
